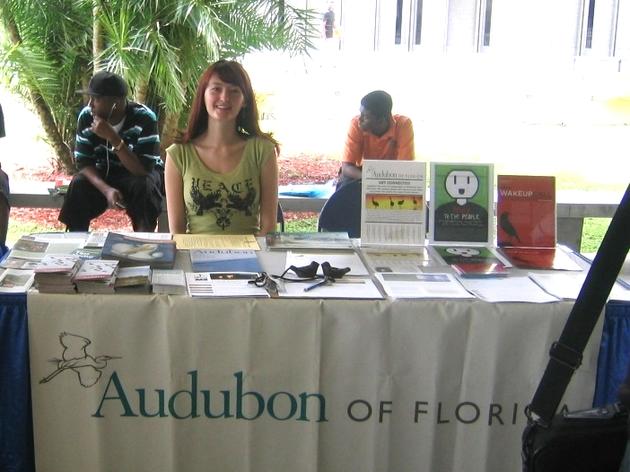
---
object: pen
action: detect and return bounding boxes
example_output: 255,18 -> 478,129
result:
304,277 -> 331,292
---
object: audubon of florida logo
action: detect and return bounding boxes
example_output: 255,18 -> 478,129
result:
40,332 -> 120,388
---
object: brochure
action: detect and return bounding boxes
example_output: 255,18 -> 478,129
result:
429,162 -> 494,245
360,160 -> 426,247
87,231 -> 172,248
529,272 -> 629,301
362,247 -> 434,273
0,269 -> 35,293
102,232 -> 176,269
173,234 -> 259,250
6,236 -> 48,261
186,272 -> 269,298
190,249 -> 262,273
34,254 -> 81,273
0,257 -> 39,270
431,245 -> 511,278
265,232 -> 353,250
496,175 -> 556,248
374,272 -> 474,299
73,259 -> 119,281
458,276 -> 561,303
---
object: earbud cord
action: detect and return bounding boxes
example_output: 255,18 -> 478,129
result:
104,102 -> 117,179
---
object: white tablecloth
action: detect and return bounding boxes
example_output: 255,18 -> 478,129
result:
27,293 -> 601,472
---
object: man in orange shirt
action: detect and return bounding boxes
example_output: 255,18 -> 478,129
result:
337,90 -> 415,189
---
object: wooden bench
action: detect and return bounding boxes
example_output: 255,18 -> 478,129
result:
8,181 -> 619,250
7,182 -> 328,234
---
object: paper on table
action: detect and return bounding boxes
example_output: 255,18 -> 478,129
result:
363,248 -> 434,273
375,272 -> 474,299
185,272 -> 268,298
285,251 -> 369,276
278,278 -> 383,299
529,272 -> 630,301
458,276 -> 560,303
173,234 -> 260,250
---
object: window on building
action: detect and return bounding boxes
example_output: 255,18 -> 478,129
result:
395,0 -> 403,44
483,0 -> 493,47
414,0 -> 423,45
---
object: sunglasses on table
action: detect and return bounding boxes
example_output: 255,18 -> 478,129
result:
249,261 -> 352,295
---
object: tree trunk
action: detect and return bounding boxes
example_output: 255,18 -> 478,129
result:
92,2 -> 104,73
135,78 -> 149,105
160,110 -> 181,159
1,5 -> 74,172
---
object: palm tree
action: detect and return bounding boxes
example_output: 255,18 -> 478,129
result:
0,0 -> 317,171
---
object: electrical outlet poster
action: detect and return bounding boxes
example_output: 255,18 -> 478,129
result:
430,163 -> 494,245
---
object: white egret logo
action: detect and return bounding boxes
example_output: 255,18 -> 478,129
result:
40,332 -> 121,388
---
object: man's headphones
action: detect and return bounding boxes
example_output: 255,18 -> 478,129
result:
108,102 -> 117,120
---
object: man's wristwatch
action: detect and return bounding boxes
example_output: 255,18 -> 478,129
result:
114,139 -> 125,152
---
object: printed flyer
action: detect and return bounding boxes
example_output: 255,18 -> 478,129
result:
496,175 -> 556,248
429,163 -> 494,244
360,160 -> 426,248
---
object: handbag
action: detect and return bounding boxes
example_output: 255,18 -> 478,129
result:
522,183 -> 630,472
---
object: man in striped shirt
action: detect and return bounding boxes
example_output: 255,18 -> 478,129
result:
59,71 -> 164,232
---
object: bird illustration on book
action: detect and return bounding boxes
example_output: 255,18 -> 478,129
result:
499,212 -> 521,245
39,332 -> 120,388
371,196 -> 379,208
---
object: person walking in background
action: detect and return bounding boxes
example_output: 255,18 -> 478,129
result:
0,103 -> 10,254
337,90 -> 415,189
164,60 -> 278,235
58,71 -> 164,232
323,4 -> 335,39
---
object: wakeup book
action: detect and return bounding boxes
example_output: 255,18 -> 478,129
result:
495,176 -> 580,271
496,175 -> 556,248
102,232 -> 176,269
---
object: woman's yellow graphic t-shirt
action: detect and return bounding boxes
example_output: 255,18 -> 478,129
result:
167,137 -> 274,234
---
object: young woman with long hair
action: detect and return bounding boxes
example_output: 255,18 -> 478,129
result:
165,60 -> 278,235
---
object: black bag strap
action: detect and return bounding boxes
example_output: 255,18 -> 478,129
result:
528,183 -> 630,426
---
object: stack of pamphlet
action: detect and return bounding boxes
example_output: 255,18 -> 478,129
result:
151,269 -> 186,295
33,255 -> 81,293
73,259 -> 119,294
0,269 -> 35,293
114,266 -> 152,293
102,232 -> 176,269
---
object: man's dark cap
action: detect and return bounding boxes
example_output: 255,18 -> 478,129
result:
77,71 -> 128,97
